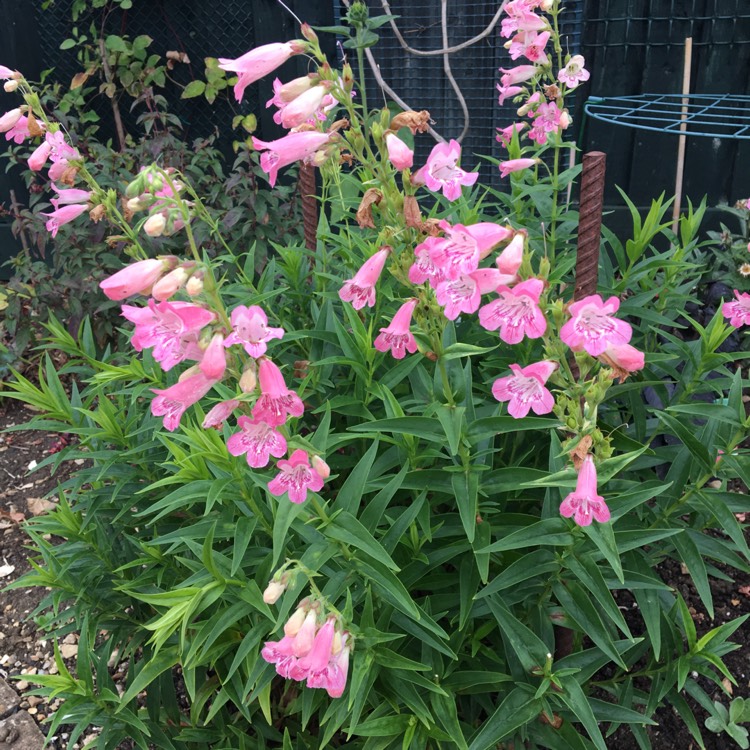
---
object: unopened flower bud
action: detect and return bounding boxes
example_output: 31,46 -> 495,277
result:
284,605 -> 308,637
3,80 -> 18,93
186,274 -> 204,296
151,266 -> 189,301
300,23 -> 318,43
540,0 -> 554,10
559,109 -> 572,129
143,213 -> 167,237
239,363 -> 257,393
311,455 -> 330,480
262,580 -> 286,605
178,364 -> 201,383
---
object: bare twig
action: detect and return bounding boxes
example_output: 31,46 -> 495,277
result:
98,38 -> 127,151
9,190 -> 30,257
440,0 -> 470,142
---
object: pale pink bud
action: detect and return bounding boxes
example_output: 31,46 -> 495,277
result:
0,66 -> 15,79
278,75 -> 315,103
100,258 -> 170,300
200,333 -> 227,380
4,80 -> 18,93
496,233 -> 525,275
279,83 -> 330,129
559,110 -> 572,129
385,133 -> 414,170
144,213 -> 167,237
263,580 -> 286,605
499,158 -> 538,178
0,108 -> 22,133
239,362 -> 257,393
151,267 -> 189,301
292,610 -> 318,656
517,92 -> 541,117
500,65 -> 538,87
311,455 -> 331,480
284,605 -> 308,637
599,343 -> 645,373
186,275 -> 204,296
202,399 -> 240,429
28,140 -> 52,171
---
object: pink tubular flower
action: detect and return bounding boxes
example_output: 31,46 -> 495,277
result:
501,8 -> 548,37
200,333 -> 227,380
722,290 -> 750,327
150,371 -> 217,432
202,399 -> 240,429
44,131 -> 80,181
5,115 -> 40,145
496,121 -> 528,147
500,65 -> 538,87
100,258 -> 171,301
491,360 -> 557,418
560,294 -> 633,356
385,133 -> 413,170
374,299 -> 419,359
508,31 -> 550,64
428,221 -> 509,281
225,305 -> 284,358
436,269 -> 505,321
252,131 -> 332,188
253,358 -> 304,426
267,75 -> 315,108
496,233 -> 525,276
497,84 -> 524,106
560,455 -> 611,526
290,618 -> 336,681
408,243 -> 446,288
120,299 -> 215,370
50,185 -> 91,209
0,108 -> 22,133
226,415 -> 287,468
218,41 -> 307,102
598,343 -> 645,376
478,278 -> 547,344
339,248 -> 390,309
268,449 -> 325,504
528,101 -> 563,145
291,609 -> 318,657
558,55 -> 590,89
277,83 -> 331,128
317,633 -> 351,698
499,158 -> 538,178
412,139 -> 478,201
0,66 -> 15,79
28,140 -> 53,171
40,203 -> 88,238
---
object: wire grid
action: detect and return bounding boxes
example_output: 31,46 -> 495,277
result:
33,0 -> 262,142
341,0 -> 583,185
585,94 -> 750,139
583,0 -> 750,48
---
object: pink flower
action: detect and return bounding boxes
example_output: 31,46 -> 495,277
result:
252,131 -> 332,187
385,133 -> 414,170
218,41 -> 307,102
226,415 -> 287,468
317,633 -> 351,698
40,203 -> 88,238
722,290 -> 750,327
28,140 -> 53,171
0,66 -> 15,79
43,131 -> 80,181
374,299 -> 419,359
261,634 -> 298,678
50,185 -> 91,209
528,101 -> 563,145
558,55 -> 590,89
252,358 -> 304,426
501,8 -> 548,37
199,333 -> 227,380
225,305 -> 284,358
495,233 -> 525,276
559,455 -> 611,526
436,269 -> 505,320
496,122 -> 527,147
202,399 -> 240,429
338,247 -> 389,309
408,243 -> 446,288
560,294 -> 632,356
497,84 -> 524,106
276,83 -> 331,129
291,609 -> 318,657
508,31 -> 550,64
598,343 -> 645,375
266,76 -> 315,108
428,221 -> 509,281
412,139 -> 478,201
499,65 -> 538,87
0,109 -> 22,133
491,360 -> 557,418
150,371 -> 217,432
478,278 -> 547,344
151,267 -> 190,301
120,299 -> 215,370
290,617 -> 336,681
4,115 -> 41,145
268,449 -> 324,504
101,259 -> 171,301
311,455 -> 331,480
499,158 -> 538,178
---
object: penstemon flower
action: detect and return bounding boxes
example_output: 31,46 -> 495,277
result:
202,399 -> 240,429
559,455 -> 611,526
150,370 -> 218,432
40,203 -> 88,238
558,54 -> 590,89
436,269 -> 505,321
722,290 -> 750,327
384,133 -> 414,170
560,294 -> 633,356
252,358 -> 305,426
412,140 -> 478,201
478,278 -> 547,344
226,415 -> 287,468
100,258 -> 173,301
491,360 -> 558,418
252,131 -> 334,187
338,247 -> 390,309
374,299 -> 419,359
267,449 -> 324,504
224,304 -> 284,358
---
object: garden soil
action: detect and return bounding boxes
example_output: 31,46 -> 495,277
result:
0,397 -> 748,749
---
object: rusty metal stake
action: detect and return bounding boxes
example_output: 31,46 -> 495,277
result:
573,151 -> 607,301
298,163 -> 318,252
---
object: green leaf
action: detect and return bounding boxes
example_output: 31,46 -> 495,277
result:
582,519 -> 624,583
468,416 -> 560,443
272,498 -> 303,567
348,417 -> 445,443
671,531 -> 714,618
117,648 -> 179,709
484,518 -> 575,553
468,687 -> 541,750
333,438 -> 379,514
452,471 -> 478,544
486,596 -> 550,673
436,404 -> 466,455
558,676 -> 608,750
326,511 -> 399,571
475,549 -> 558,600
656,411 -> 713,473
105,34 -> 128,52
373,649 -> 430,671
181,80 -> 206,99
355,558 -> 420,620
